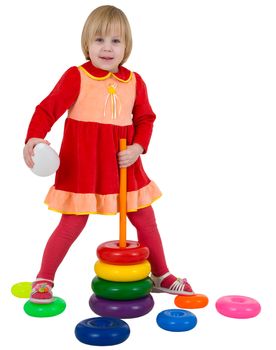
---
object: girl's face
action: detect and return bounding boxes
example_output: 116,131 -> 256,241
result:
88,29 -> 126,73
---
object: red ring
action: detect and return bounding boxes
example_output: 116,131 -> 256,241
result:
97,240 -> 149,265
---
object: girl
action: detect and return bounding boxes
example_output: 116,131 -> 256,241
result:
23,5 -> 194,304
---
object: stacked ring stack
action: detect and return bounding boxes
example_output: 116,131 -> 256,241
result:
89,139 -> 154,319
75,139 -> 154,345
89,240 -> 154,318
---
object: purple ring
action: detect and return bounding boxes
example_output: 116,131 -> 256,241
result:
89,294 -> 154,319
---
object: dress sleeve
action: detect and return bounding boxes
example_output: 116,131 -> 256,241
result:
132,72 -> 156,153
25,66 -> 81,143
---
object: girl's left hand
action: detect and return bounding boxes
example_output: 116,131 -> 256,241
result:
118,143 -> 144,168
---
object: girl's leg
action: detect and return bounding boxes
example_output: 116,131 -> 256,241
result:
31,214 -> 89,303
127,206 -> 168,276
127,206 -> 193,295
37,214 -> 89,281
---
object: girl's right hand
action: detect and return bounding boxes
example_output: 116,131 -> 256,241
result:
23,138 -> 50,168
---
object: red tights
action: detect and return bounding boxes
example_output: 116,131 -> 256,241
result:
37,206 -> 169,281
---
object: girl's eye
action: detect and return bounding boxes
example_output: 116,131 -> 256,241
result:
95,37 -> 103,43
113,39 -> 121,44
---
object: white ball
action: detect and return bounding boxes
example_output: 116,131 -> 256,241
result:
31,143 -> 60,177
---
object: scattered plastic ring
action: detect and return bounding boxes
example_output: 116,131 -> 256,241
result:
215,295 -> 261,319
11,282 -> 32,298
92,276 -> 153,300
24,297 -> 66,317
75,317 -> 130,346
174,293 -> 209,309
156,309 -> 197,332
89,294 -> 154,319
97,240 -> 149,265
94,260 -> 151,282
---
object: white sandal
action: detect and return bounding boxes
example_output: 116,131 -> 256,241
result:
151,272 -> 194,295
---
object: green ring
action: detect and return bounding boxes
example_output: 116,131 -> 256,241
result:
24,297 -> 66,317
91,277 -> 153,300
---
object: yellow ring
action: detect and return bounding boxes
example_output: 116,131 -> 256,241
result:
94,260 -> 151,282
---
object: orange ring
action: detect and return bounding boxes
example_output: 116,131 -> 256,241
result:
174,294 -> 209,309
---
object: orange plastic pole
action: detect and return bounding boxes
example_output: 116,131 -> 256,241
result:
119,139 -> 127,248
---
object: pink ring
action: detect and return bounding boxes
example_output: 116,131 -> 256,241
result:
215,295 -> 261,319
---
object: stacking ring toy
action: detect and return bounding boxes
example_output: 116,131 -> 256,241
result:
75,317 -> 130,346
156,309 -> 197,332
174,294 -> 209,309
215,295 -> 261,319
97,240 -> 149,265
94,260 -> 151,282
89,294 -> 154,319
92,277 -> 153,300
11,282 -> 32,298
24,297 -> 66,317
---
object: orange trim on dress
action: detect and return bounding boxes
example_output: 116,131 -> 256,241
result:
44,181 -> 162,215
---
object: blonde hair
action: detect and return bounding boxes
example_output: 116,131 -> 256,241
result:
81,5 -> 132,65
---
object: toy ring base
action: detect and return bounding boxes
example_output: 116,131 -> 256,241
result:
89,294 -> 154,319
75,317 -> 130,346
24,296 -> 66,317
94,259 -> 151,282
92,276 -> 153,300
215,295 -> 261,319
97,240 -> 149,265
11,282 -> 32,298
156,309 -> 197,332
174,293 -> 209,309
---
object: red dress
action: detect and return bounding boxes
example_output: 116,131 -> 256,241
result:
26,61 -> 162,214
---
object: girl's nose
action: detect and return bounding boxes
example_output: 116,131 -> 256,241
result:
103,42 -> 112,51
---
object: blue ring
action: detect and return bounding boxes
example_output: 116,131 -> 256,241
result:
156,309 -> 197,332
75,317 -> 130,346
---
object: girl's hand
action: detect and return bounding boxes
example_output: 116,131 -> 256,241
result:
23,138 -> 50,168
118,143 -> 144,168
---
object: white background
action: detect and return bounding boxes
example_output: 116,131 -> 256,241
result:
1,0 -> 276,348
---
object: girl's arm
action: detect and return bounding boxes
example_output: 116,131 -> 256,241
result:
25,66 -> 80,143
24,67 -> 80,167
132,72 -> 156,153
118,73 -> 155,168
